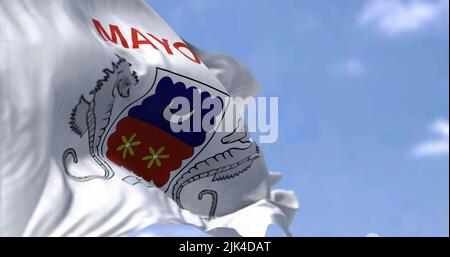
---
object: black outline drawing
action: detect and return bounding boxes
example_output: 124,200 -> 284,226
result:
96,67 -> 231,190
198,190 -> 218,220
122,175 -> 154,187
62,55 -> 139,181
61,58 -> 247,220
172,119 -> 260,218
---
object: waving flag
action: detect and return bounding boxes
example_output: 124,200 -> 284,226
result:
0,0 -> 298,236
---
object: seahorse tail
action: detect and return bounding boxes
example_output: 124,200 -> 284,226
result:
62,148 -> 89,182
173,170 -> 213,208
62,148 -> 113,182
198,190 -> 218,219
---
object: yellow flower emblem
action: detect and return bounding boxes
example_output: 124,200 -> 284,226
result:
116,133 -> 141,159
142,146 -> 170,169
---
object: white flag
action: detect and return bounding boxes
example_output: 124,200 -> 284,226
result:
0,0 -> 298,236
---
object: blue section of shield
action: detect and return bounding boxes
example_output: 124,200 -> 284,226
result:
128,76 -> 223,147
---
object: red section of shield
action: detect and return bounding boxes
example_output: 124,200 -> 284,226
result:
106,116 -> 194,187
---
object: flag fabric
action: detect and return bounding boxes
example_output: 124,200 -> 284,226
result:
0,0 -> 298,236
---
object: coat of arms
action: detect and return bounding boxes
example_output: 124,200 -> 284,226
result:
62,55 -> 260,218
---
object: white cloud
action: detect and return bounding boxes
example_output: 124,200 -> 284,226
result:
412,119 -> 449,158
366,232 -> 380,237
343,58 -> 366,77
359,0 -> 449,37
333,57 -> 366,78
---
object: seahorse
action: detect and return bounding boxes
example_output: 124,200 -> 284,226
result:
63,56 -> 139,181
171,120 -> 260,217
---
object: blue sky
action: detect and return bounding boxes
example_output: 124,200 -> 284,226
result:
137,0 -> 449,236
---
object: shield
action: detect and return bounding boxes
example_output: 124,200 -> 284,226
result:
102,68 -> 228,188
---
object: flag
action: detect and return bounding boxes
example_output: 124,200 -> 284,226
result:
0,0 -> 298,236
